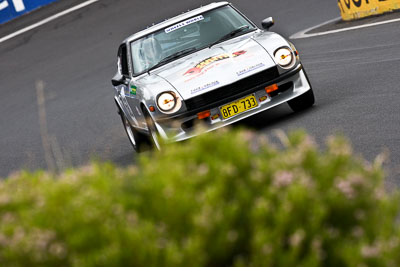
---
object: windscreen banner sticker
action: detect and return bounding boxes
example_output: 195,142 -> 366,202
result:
236,63 -> 265,77
184,50 -> 247,77
165,15 -> 204,33
191,81 -> 220,95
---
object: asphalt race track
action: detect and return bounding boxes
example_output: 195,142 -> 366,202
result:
0,0 -> 399,184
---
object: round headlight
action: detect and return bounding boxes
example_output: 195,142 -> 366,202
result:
157,92 -> 176,112
274,48 -> 293,68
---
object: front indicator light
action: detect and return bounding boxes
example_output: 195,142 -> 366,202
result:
197,110 -> 211,120
265,84 -> 279,94
211,114 -> 220,120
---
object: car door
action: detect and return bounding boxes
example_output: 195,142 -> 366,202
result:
116,44 -> 140,127
122,44 -> 146,130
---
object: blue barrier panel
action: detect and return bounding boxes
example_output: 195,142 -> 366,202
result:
0,0 -> 60,24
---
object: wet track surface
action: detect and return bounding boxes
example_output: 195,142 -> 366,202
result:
0,0 -> 399,184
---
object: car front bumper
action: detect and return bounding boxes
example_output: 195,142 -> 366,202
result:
153,64 -> 312,142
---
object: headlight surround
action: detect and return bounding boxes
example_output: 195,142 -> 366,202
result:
289,42 -> 300,61
274,47 -> 294,69
156,91 -> 182,114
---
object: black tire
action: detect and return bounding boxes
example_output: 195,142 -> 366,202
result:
143,110 -> 162,151
288,88 -> 315,112
119,110 -> 150,153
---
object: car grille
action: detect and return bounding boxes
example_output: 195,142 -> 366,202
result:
184,67 -> 280,111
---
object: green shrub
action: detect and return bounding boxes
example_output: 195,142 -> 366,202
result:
0,129 -> 399,266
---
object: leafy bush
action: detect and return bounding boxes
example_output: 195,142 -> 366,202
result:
0,129 -> 399,267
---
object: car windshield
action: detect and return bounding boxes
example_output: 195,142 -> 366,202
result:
130,5 -> 256,75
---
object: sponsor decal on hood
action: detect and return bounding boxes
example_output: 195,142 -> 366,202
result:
236,63 -> 265,77
184,50 -> 247,76
190,80 -> 220,95
154,37 -> 278,100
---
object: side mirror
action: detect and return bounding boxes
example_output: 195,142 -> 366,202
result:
261,17 -> 274,30
111,73 -> 128,87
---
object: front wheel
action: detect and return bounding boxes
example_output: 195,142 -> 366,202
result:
288,88 -> 315,112
144,110 -> 162,151
120,112 -> 150,153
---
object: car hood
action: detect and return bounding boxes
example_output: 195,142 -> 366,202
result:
154,34 -> 276,100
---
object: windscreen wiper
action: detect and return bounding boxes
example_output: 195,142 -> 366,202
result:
147,47 -> 197,74
209,25 -> 251,48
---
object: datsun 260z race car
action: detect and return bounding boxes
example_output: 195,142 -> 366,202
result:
112,1 -> 314,151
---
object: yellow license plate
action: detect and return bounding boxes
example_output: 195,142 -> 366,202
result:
220,94 -> 258,119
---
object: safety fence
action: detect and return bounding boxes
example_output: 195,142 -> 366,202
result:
338,0 -> 400,20
0,0 -> 59,24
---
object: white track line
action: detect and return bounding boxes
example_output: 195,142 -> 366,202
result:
0,0 -> 99,44
290,16 -> 400,39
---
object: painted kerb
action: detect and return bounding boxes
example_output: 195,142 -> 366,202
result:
0,0 -> 59,24
338,0 -> 400,21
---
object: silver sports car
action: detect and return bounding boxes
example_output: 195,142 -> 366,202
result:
112,2 -> 314,151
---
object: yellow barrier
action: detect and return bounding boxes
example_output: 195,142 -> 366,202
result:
338,0 -> 400,21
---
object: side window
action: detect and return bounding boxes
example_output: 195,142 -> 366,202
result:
118,44 -> 130,77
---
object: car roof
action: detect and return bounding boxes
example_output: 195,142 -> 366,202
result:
123,1 -> 229,44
